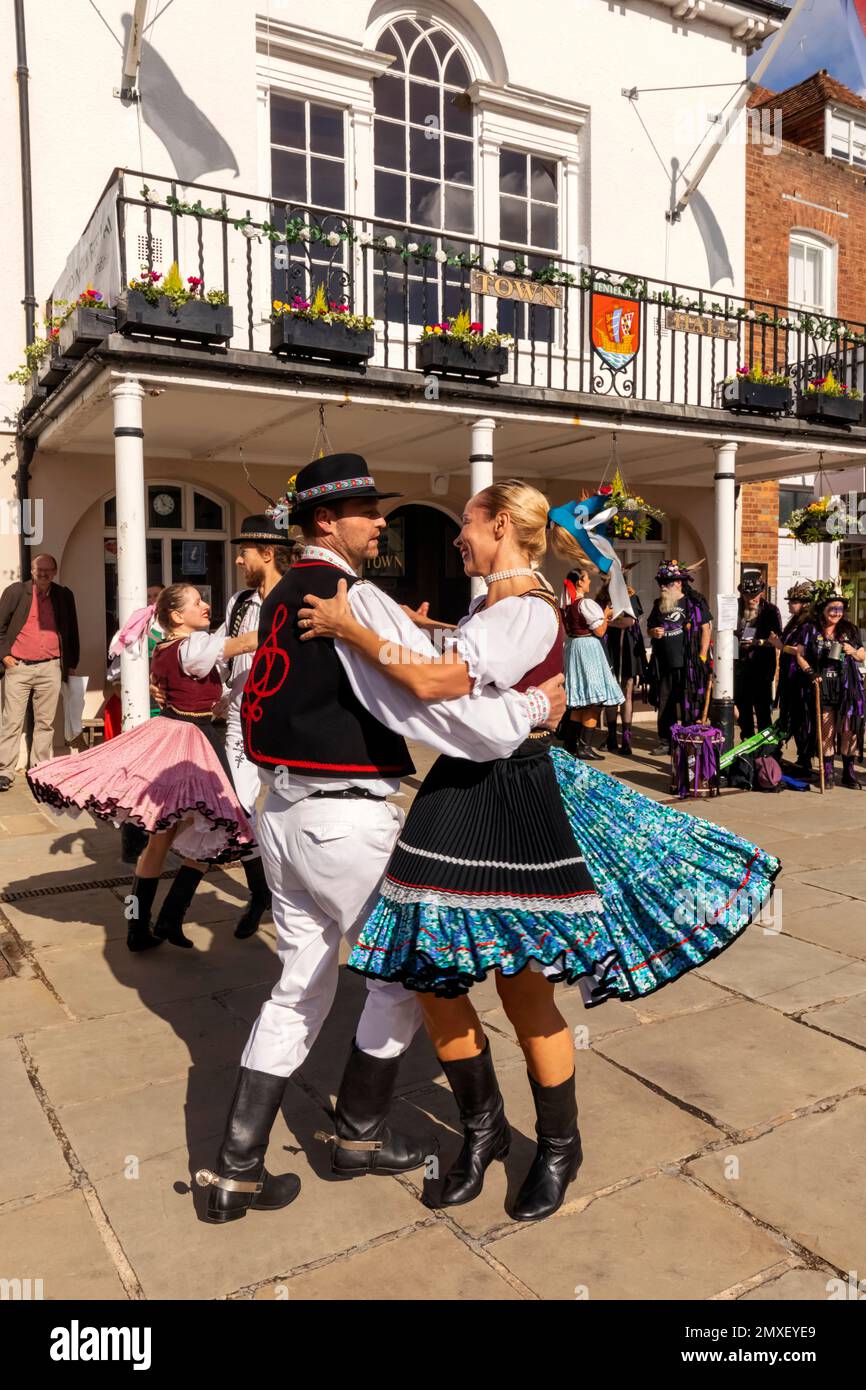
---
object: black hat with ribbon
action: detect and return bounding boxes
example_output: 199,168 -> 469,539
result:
231,513 -> 292,545
287,453 -> 400,518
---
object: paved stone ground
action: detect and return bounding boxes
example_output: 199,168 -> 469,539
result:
2,723 -> 866,1302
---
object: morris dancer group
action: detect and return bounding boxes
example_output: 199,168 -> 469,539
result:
27,453 -> 781,1225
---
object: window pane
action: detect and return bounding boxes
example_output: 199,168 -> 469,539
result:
531,201 -> 558,249
375,118 -> 407,171
148,486 -> 183,530
377,25 -> 404,71
444,136 -> 473,184
272,148 -> 306,202
804,245 -> 821,308
410,177 -> 441,227
171,540 -> 226,627
443,90 -> 472,136
375,169 -> 406,220
499,149 -> 526,196
374,271 -> 408,320
393,18 -> 421,50
194,492 -> 224,531
444,184 -> 474,234
500,194 -> 527,244
790,244 -> 804,303
408,278 -> 437,325
530,156 -> 557,202
309,104 -> 343,158
271,94 -> 305,149
409,81 -> 439,128
409,124 -> 441,178
310,157 -> 345,210
104,496 -> 117,527
443,280 -> 471,320
444,50 -> 470,88
374,73 -> 405,119
410,36 -> 439,80
430,30 -> 453,61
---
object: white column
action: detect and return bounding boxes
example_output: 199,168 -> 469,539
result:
712,440 -> 737,748
469,417 -> 496,600
111,377 -> 151,729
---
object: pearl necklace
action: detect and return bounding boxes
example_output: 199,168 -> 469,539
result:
484,567 -> 534,586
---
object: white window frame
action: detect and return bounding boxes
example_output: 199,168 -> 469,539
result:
269,93 -> 349,215
825,105 -> 866,168
788,229 -> 837,317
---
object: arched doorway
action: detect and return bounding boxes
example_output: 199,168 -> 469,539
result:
364,504 -> 470,623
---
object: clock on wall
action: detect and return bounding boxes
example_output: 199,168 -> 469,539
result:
153,492 -> 176,517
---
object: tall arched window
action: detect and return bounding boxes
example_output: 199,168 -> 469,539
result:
373,17 -> 475,324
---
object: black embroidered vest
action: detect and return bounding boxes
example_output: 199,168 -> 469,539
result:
241,561 -> 415,779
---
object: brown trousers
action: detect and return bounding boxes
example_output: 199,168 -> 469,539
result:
0,659 -> 62,779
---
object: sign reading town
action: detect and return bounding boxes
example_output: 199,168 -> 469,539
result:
469,269 -> 564,310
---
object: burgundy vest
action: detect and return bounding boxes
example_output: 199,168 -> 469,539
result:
150,640 -> 223,713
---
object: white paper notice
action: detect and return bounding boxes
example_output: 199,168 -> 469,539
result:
716,593 -> 739,632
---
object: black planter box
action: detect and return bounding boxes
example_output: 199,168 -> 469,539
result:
417,336 -> 508,380
56,306 -> 116,358
36,354 -> 73,389
721,378 -> 792,415
117,290 -> 233,344
270,315 -> 374,366
796,392 -> 863,426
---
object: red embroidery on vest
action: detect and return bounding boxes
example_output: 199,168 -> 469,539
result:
242,603 -> 290,751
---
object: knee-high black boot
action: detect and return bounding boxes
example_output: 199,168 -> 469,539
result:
322,1040 -> 436,1176
120,820 -> 148,865
195,1067 -> 301,1224
153,865 -> 203,949
234,855 -> 272,940
510,1071 -> 583,1222
428,1038 -> 510,1208
126,876 -> 163,953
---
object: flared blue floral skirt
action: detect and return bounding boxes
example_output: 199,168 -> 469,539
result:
564,635 -> 625,708
347,744 -> 781,1005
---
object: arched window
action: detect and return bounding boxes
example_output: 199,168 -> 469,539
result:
372,16 -> 475,324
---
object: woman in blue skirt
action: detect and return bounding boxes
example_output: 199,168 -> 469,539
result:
299,482 -> 780,1224
560,567 -> 624,759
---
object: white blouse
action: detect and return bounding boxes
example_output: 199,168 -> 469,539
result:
579,598 -> 605,632
177,630 -> 228,679
446,595 -> 559,697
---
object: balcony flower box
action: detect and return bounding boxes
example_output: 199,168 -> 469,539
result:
417,336 -> 509,380
36,354 -> 72,390
55,306 -> 116,359
270,315 -> 374,365
796,393 -> 863,427
116,289 -> 233,344
721,378 -> 792,415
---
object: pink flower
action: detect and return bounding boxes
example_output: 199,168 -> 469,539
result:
470,322 -> 483,332
736,367 -> 748,376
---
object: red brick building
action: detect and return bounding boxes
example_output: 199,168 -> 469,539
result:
740,70 -> 866,592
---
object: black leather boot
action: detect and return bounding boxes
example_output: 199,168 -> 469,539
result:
126,876 -> 162,953
841,756 -> 861,789
154,865 -> 203,949
620,725 -> 633,757
323,1041 -> 435,1176
572,725 -> 590,760
234,856 -> 272,940
428,1039 -> 510,1208
195,1067 -> 301,1223
604,724 -> 618,752
510,1071 -> 583,1222
582,726 -> 605,760
120,819 -> 148,865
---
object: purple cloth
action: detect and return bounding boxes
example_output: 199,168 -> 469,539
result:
671,723 -> 724,799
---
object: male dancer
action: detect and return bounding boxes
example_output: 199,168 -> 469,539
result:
647,560 -> 713,753
196,453 -> 565,1222
733,572 -> 782,741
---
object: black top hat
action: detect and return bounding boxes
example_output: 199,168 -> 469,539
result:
231,514 -> 292,545
739,573 -> 766,596
290,453 -> 400,515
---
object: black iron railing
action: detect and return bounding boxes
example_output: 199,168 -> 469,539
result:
43,168 -> 866,424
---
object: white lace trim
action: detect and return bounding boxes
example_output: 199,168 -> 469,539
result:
446,628 -> 485,698
381,879 -> 603,913
300,545 -> 358,578
395,839 -> 584,871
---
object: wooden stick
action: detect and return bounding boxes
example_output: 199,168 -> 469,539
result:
700,671 -> 714,724
814,677 -> 825,795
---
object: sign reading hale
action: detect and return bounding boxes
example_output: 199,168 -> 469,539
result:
664,308 -> 738,341
470,269 -> 564,310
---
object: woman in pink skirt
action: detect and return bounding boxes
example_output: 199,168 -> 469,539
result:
28,584 -> 259,952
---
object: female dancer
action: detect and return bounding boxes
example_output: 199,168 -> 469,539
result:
28,584 -> 259,949
794,592 -> 865,789
560,567 -> 624,759
598,577 -> 646,757
299,480 -> 780,1222
769,581 -> 814,773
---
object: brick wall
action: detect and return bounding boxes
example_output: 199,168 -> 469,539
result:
740,479 -> 779,588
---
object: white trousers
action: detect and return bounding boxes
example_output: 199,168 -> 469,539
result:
226,728 -> 261,859
240,792 -> 422,1077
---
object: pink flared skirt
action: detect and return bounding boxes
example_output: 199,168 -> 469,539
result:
27,715 -> 255,864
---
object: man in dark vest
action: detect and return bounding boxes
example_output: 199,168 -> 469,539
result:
196,454 -> 565,1222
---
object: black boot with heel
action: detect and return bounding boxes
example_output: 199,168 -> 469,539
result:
154,865 -> 203,949
510,1070 -> 583,1222
321,1041 -> 435,1176
195,1067 -> 301,1223
234,855 -> 272,939
428,1038 -> 510,1208
126,876 -> 163,953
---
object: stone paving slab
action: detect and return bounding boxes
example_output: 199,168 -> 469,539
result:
760,961 -> 866,1014
397,1049 -> 719,1240
0,1037 -> 70,1203
688,1095 -> 866,1275
772,880 -> 853,918
0,1190 -> 128,1301
34,928 -> 279,1020
0,976 -> 68,1036
595,1001 -> 866,1131
3,887 -> 130,951
491,1173 -> 786,1300
782,900 -> 866,960
620,972 -> 733,1022
799,864 -> 866,902
0,812 -> 57,837
700,929 -> 860,1000
804,996 -> 866,1049
92,1108 -> 422,1301
739,1268 -> 840,1300
251,1222 -> 524,1300
25,998 -> 250,1108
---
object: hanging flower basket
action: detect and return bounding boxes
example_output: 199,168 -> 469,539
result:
786,495 -> 857,544
604,471 -> 665,542
416,311 -> 511,380
721,365 -> 792,416
270,289 -> 374,366
796,371 -> 863,426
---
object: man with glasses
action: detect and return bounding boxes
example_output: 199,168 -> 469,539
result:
647,560 -> 713,754
0,555 -> 80,791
